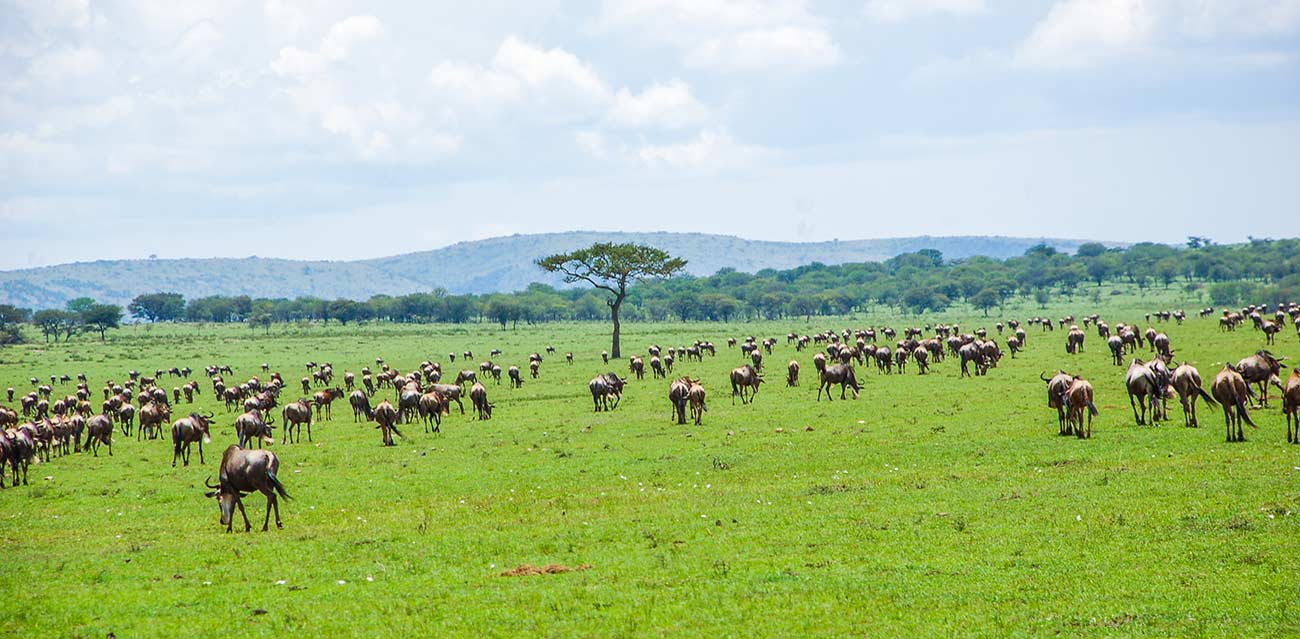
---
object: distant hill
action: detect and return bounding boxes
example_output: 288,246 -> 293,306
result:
0,232 -> 1115,309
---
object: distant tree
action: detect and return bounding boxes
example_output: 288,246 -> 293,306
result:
970,287 -> 1002,316
1034,288 -> 1052,309
0,304 -> 29,345
1186,236 -> 1213,249
248,312 -> 273,335
537,243 -> 686,358
487,297 -> 523,328
31,309 -> 70,343
1075,242 -> 1107,258
328,299 -> 365,325
1154,257 -> 1181,287
81,304 -> 122,342
129,292 -> 186,322
65,297 -> 95,314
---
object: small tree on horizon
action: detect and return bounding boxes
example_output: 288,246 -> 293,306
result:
537,243 -> 687,359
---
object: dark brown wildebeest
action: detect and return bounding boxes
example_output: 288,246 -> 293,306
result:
589,373 -> 626,412
958,343 -> 986,378
372,400 -> 401,446
84,414 -> 113,456
344,371 -> 356,391
566,352 -> 574,364
1283,369 -> 1300,443
455,370 -> 477,388
281,400 -> 313,444
649,356 -> 665,379
508,366 -> 523,388
1042,371 -> 1074,436
874,346 -> 892,375
1125,359 -> 1170,426
729,365 -> 763,405
1235,350 -> 1287,408
817,363 -> 860,401
668,378 -> 691,424
203,445 -> 289,532
349,390 -> 372,422
418,391 -> 444,433
1107,335 -> 1124,366
171,412 -> 214,467
235,409 -> 275,448
1005,336 -> 1021,359
312,388 -> 344,421
116,403 -> 136,438
1170,363 -> 1214,428
1066,326 -> 1085,354
490,365 -> 502,385
139,401 -> 169,441
1061,376 -> 1097,439
397,387 -> 422,424
1152,333 -> 1172,358
913,346 -> 929,374
688,381 -> 707,425
629,356 -> 645,381
750,351 -> 763,373
529,359 -> 540,379
469,382 -> 492,420
787,360 -> 800,387
1211,366 -> 1256,442
431,384 -> 465,414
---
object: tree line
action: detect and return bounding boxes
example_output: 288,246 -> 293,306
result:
0,237 -> 1296,345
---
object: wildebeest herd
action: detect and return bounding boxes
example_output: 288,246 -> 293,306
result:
1,301 -> 1296,534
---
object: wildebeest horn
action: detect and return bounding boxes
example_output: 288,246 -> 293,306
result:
204,476 -> 219,489
1040,372 -> 1050,382
202,411 -> 214,419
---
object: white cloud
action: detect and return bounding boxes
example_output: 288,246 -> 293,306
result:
493,35 -> 611,103
1015,0 -> 1300,69
864,0 -> 987,23
593,0 -> 840,72
686,26 -> 841,71
264,0 -> 308,40
608,80 -> 708,129
574,130 -> 609,158
27,46 -> 104,78
637,128 -> 768,169
320,15 -> 384,61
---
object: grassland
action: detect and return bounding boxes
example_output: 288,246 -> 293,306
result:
1,292 -> 1297,637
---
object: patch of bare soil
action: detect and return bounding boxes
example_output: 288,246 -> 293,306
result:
500,563 -> 592,577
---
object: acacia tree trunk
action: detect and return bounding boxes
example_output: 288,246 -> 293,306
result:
609,297 -> 623,359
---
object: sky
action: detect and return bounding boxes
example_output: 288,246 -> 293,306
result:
2,0 -> 1298,270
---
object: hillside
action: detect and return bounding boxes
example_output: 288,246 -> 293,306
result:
0,232 -> 1111,309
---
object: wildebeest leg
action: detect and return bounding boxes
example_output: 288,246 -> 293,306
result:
198,440 -> 204,465
307,422 -> 312,442
237,497 -> 252,532
1129,392 -> 1143,426
271,492 -> 282,529
262,492 -> 273,532
106,438 -> 112,456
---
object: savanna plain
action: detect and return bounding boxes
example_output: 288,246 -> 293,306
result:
1,292 -> 1297,638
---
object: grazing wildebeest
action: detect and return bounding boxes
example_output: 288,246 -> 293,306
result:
84,414 -> 113,456
171,412 -> 214,467
629,356 -> 645,381
117,403 -> 136,438
1283,369 -> 1300,443
455,370 -> 477,388
602,351 -> 610,364
4,427 -> 34,486
1211,366 -> 1256,442
469,382 -> 492,420
817,363 -> 860,401
1066,326 -> 1085,354
688,381 -> 707,425
397,387 -> 422,425
1062,376 -> 1098,439
490,365 -> 502,385
589,373 -> 626,412
750,351 -> 763,373
650,357 -> 665,379
139,401 -> 170,441
508,366 -> 523,388
787,360 -> 800,387
529,359 -> 540,379
1152,333 -> 1172,358
1170,363 -> 1215,428
418,391 -> 444,433
1042,371 -> 1074,436
913,346 -> 930,374
874,346 -> 892,374
281,400 -> 313,443
566,352 -> 574,364
1236,350 -> 1287,408
203,445 -> 289,532
1107,335 -> 1124,366
431,384 -> 465,414
235,409 -> 275,448
729,365 -> 763,405
668,378 -> 691,424
1125,359 -> 1170,426
372,400 -> 402,446
312,388 -> 344,421
958,343 -> 986,378
349,390 -> 372,422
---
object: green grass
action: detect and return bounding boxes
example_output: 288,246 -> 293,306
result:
2,294 -> 1298,637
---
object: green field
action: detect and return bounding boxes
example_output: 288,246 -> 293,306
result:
2,295 -> 1297,637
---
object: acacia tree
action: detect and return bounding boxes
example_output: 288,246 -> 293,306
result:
81,304 -> 122,342
537,243 -> 686,359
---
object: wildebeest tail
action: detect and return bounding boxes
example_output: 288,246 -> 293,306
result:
267,470 -> 291,500
1236,399 -> 1257,428
1195,386 -> 1216,406
1086,400 -> 1098,417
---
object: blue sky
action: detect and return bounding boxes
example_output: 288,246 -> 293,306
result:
2,0 -> 1298,269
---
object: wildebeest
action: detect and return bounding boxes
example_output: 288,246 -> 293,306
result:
372,400 -> 402,446
171,412 -> 214,466
312,388 -> 344,421
235,409 -> 275,448
668,378 -> 691,424
729,365 -> 763,405
1235,350 -> 1287,408
1211,366 -> 1257,442
1042,371 -> 1074,436
418,391 -> 444,433
349,390 -> 372,422
1125,359 -> 1170,426
650,356 -> 665,379
688,380 -> 707,425
508,366 -> 523,388
139,401 -> 170,440
84,414 -> 113,456
455,370 -> 477,388
1170,363 -> 1215,428
589,373 -> 626,412
787,360 -> 800,387
1062,376 -> 1098,439
817,363 -> 860,401
203,445 -> 290,532
1066,326 -> 1085,354
1283,369 -> 1300,443
469,382 -> 492,420
281,400 -> 313,443
629,356 -> 645,381
958,343 -> 987,378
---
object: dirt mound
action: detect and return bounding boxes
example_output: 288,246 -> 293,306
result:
500,563 -> 592,577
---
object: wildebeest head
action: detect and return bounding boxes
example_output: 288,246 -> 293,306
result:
204,476 -> 238,527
